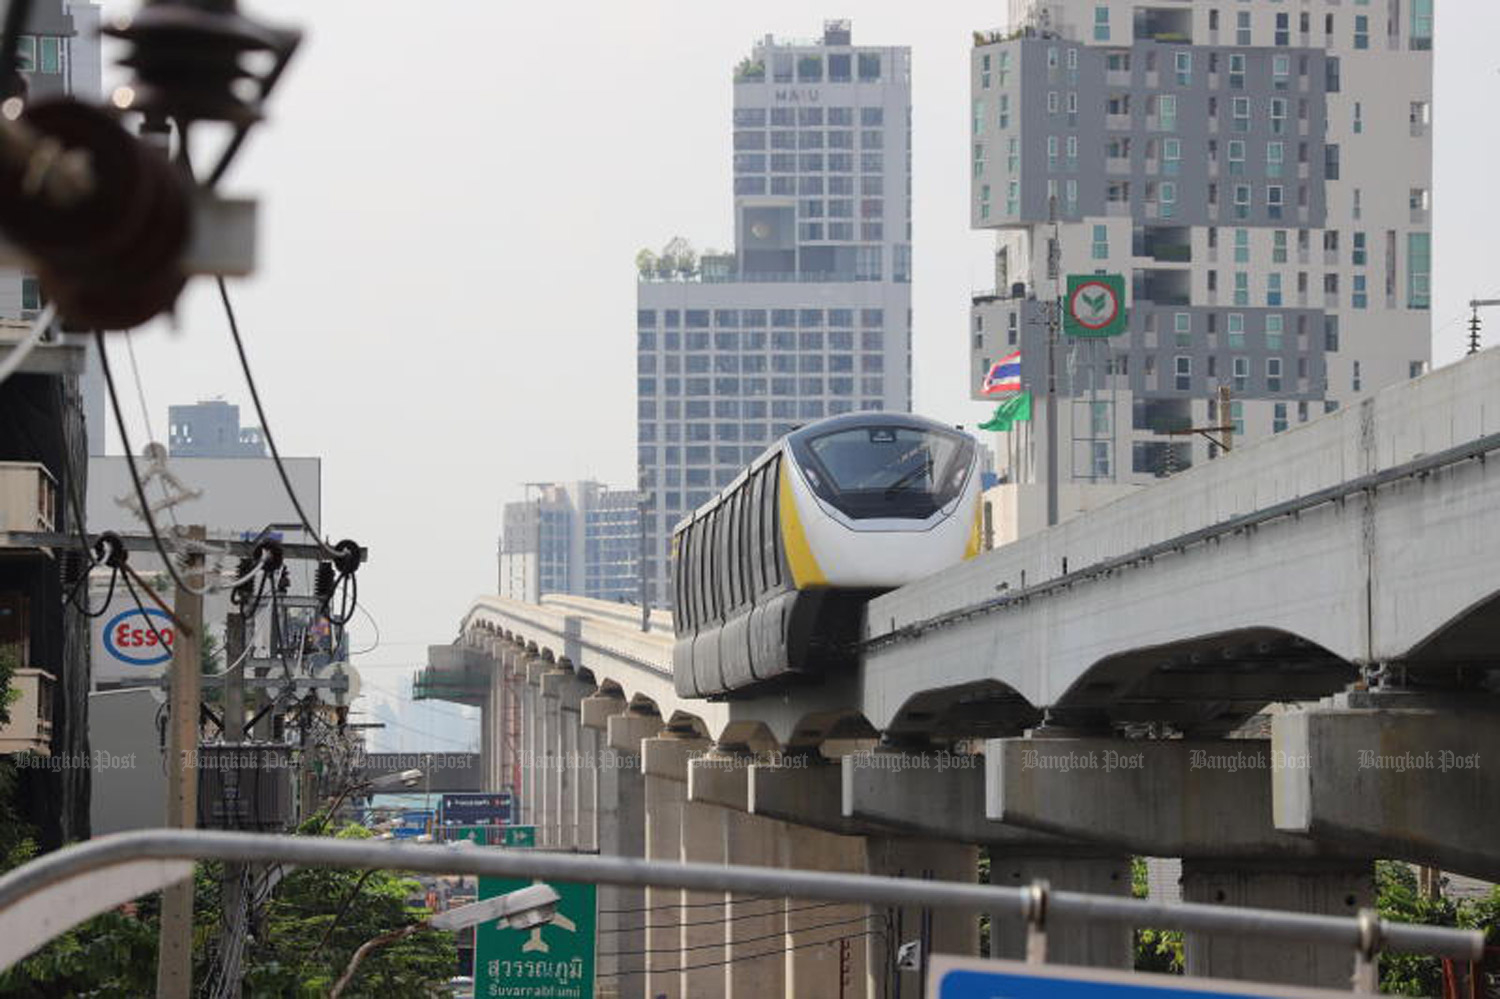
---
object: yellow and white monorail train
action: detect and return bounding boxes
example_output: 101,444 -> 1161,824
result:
671,412 -> 983,698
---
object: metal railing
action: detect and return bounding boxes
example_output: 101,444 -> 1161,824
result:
0,829 -> 1481,989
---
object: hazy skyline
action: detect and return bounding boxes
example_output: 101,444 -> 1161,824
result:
90,1 -> 1498,710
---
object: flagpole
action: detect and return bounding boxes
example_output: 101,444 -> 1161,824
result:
1046,197 -> 1061,529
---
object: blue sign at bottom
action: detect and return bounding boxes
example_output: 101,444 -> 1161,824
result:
929,958 -> 1363,999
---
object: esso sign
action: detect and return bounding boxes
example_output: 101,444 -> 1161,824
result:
103,608 -> 176,666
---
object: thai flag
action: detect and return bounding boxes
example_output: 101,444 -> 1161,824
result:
982,351 -> 1023,395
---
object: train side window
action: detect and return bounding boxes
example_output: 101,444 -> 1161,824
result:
692,518 -> 708,627
719,501 -> 733,616
731,489 -> 746,609
764,455 -> 782,589
747,469 -> 765,596
707,506 -> 721,623
738,485 -> 752,606
673,531 -> 685,627
725,492 -> 739,610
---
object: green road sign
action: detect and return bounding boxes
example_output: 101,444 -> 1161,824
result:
475,876 -> 596,999
1065,273 -> 1127,337
453,826 -> 489,846
501,825 -> 536,848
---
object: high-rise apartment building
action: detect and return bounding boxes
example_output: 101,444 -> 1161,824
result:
969,0 -> 1432,486
498,482 -> 642,604
167,400 -> 267,458
637,20 -> 913,607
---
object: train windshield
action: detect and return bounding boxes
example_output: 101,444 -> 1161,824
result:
793,424 -> 975,520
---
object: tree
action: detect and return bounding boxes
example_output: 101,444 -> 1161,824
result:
635,248 -> 658,280
0,819 -> 456,998
1131,858 -> 1184,974
239,822 -> 455,997
1377,861 -> 1500,997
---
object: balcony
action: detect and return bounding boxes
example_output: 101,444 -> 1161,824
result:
0,669 -> 55,755
0,462 -> 57,535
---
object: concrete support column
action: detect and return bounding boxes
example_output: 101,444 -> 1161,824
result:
985,854 -> 1131,966
865,837 -> 980,999
576,701 -> 599,854
548,668 -> 583,851
643,732 -> 709,999
520,655 -> 542,829
688,750 -> 788,999
784,824 -> 870,999
539,669 -> 562,849
479,662 -> 495,792
592,706 -> 661,999
1181,860 -> 1372,989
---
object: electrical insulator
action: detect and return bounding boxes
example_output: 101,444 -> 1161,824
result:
59,548 -> 86,589
314,561 -> 335,603
231,555 -> 257,606
104,0 -> 300,127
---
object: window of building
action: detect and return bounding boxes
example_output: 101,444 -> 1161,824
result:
1273,401 -> 1288,432
1270,98 -> 1287,135
1228,140 -> 1245,176
1411,0 -> 1433,49
1232,356 -> 1249,391
1174,312 -> 1191,346
1272,230 -> 1288,264
1233,272 -> 1249,307
1175,51 -> 1191,86
1275,12 -> 1290,46
1234,228 -> 1250,263
1265,313 -> 1284,349
1094,5 -> 1110,40
1232,96 -> 1250,132
1408,232 -> 1431,309
1267,141 -> 1284,178
1353,360 -> 1362,393
1354,15 -> 1370,49
1236,11 -> 1251,45
1175,355 -> 1192,391
1228,312 -> 1245,348
858,52 -> 881,81
1273,54 -> 1290,89
1092,224 -> 1109,260
1267,274 -> 1283,307
1267,185 -> 1284,220
1159,94 -> 1177,131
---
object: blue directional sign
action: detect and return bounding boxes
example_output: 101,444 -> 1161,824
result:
438,792 -> 514,827
930,958 -> 1363,999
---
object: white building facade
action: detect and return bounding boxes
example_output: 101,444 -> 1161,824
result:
637,21 -> 914,607
971,0 -> 1432,486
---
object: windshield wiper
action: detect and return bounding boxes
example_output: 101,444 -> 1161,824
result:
884,462 -> 932,497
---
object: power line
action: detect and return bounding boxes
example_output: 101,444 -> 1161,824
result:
216,276 -> 337,561
595,927 -> 887,980
96,331 -> 248,598
122,329 -> 180,528
599,899 -> 856,935
597,911 -> 878,959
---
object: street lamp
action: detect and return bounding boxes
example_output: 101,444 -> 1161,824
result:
329,883 -> 560,997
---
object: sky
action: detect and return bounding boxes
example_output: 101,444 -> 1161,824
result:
90,1 -> 1500,740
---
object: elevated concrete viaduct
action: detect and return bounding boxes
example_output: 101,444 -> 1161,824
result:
424,349 -> 1500,995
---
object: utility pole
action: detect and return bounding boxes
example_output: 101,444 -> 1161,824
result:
1467,299 -> 1500,355
221,609 -> 247,999
157,525 -> 205,999
1045,199 -> 1062,528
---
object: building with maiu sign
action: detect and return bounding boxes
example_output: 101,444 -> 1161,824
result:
969,0 -> 1432,494
635,20 -> 913,609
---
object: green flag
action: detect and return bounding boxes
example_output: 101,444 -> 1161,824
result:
979,392 -> 1033,431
